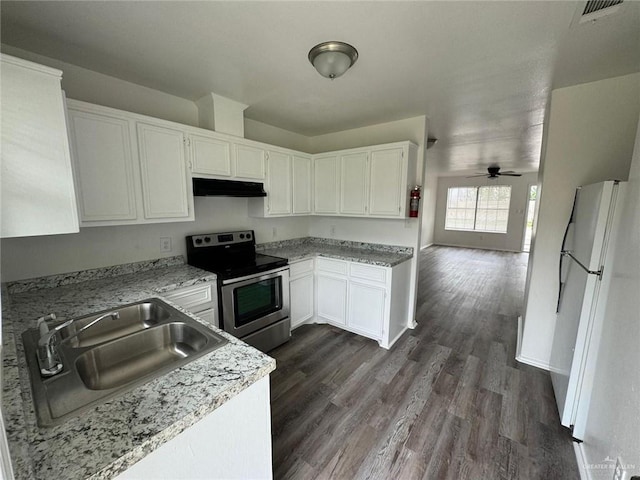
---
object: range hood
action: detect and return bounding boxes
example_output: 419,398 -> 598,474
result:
192,178 -> 267,197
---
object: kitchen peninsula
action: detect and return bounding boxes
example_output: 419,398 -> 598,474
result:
1,258 -> 274,480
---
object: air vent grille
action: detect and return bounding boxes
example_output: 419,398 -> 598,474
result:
582,0 -> 623,16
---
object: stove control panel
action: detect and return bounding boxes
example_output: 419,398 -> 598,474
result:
189,230 -> 254,248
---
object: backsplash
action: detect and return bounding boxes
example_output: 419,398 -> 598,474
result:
5,256 -> 185,295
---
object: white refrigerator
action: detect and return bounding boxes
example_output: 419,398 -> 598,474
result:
550,180 -> 626,441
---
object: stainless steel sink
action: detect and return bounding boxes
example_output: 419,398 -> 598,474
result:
22,298 -> 228,427
59,301 -> 170,348
76,322 -> 209,391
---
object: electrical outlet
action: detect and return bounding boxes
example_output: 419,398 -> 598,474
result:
330,225 -> 336,237
613,457 -> 625,480
159,237 -> 172,253
272,227 -> 277,239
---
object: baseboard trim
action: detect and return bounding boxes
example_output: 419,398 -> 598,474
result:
433,242 -> 523,253
516,352 -> 551,371
420,243 -> 433,250
383,327 -> 408,350
573,442 -> 591,480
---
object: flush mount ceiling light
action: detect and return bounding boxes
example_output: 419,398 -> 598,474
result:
308,41 -> 358,79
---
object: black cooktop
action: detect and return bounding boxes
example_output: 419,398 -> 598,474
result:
186,230 -> 287,280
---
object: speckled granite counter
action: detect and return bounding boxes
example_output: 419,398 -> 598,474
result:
2,258 -> 275,480
257,237 -> 413,267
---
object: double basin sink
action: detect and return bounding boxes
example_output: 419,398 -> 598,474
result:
22,298 -> 228,427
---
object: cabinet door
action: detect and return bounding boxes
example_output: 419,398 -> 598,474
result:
68,109 -> 138,222
339,151 -> 368,215
316,274 -> 347,326
196,308 -> 219,329
190,134 -> 231,177
1,56 -> 79,237
266,150 -> 292,215
235,144 -> 266,180
290,273 -> 314,329
369,147 -> 404,217
347,281 -> 386,339
313,155 -> 339,214
137,122 -> 190,219
292,155 -> 312,215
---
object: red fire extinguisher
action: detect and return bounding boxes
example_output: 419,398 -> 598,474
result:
409,186 -> 421,217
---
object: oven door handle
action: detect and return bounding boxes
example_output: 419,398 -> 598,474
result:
221,266 -> 290,286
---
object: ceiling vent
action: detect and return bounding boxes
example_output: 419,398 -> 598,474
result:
579,0 -> 623,22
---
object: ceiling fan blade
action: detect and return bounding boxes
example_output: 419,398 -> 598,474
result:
499,170 -> 516,174
499,173 -> 522,176
466,174 -> 488,178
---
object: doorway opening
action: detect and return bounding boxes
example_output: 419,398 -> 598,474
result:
522,185 -> 537,252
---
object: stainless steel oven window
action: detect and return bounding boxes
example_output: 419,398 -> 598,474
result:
233,277 -> 282,327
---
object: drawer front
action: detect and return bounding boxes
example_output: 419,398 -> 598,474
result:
349,263 -> 387,284
290,258 -> 314,278
316,257 -> 348,276
164,283 -> 213,312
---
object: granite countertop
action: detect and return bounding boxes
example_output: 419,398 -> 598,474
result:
257,237 -> 414,267
2,258 -> 275,480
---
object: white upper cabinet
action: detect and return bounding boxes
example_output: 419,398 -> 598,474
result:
1,54 -> 79,238
67,99 -> 194,226
312,141 -> 417,219
292,154 -> 312,215
265,150 -> 292,215
68,109 -> 138,222
313,155 -> 339,215
369,146 -> 406,216
249,150 -> 312,218
190,133 -> 232,177
339,151 -> 369,215
189,135 -> 265,181
137,122 -> 191,219
235,143 -> 266,180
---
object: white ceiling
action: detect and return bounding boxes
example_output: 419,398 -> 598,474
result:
1,1 -> 639,175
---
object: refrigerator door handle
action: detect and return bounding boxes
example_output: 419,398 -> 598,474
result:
561,251 -> 604,279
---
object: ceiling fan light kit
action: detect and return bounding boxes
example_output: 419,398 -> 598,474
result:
308,41 -> 358,79
467,166 -> 523,179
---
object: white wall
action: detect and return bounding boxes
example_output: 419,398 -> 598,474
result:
1,45 -> 198,127
1,198 -> 309,281
579,115 -> 640,480
420,173 -> 438,248
433,172 -> 537,252
520,73 -> 640,368
244,118 -> 312,153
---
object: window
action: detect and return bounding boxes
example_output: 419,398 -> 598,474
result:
445,185 -> 511,233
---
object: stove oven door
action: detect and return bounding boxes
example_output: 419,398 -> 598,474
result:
220,267 -> 290,339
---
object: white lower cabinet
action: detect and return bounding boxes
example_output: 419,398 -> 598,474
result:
162,282 -> 218,328
316,274 -> 348,327
347,281 -> 385,339
299,256 -> 412,348
290,261 -> 315,330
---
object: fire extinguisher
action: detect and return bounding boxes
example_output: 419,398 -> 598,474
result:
409,186 -> 421,218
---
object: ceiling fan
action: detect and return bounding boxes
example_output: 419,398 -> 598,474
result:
467,166 -> 522,179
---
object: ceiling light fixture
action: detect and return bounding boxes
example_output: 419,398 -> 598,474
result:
308,41 -> 358,80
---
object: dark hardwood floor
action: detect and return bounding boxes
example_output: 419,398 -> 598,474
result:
269,246 -> 579,479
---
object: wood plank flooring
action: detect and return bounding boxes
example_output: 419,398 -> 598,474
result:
269,246 -> 579,479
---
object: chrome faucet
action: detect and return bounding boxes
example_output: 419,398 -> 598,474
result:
37,311 -> 120,377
